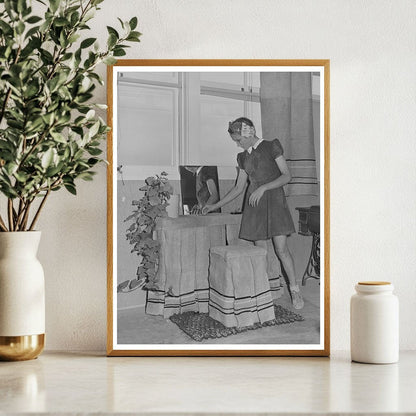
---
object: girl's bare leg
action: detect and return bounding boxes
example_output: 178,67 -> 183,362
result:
254,239 -> 270,276
272,235 -> 304,309
271,235 -> 296,285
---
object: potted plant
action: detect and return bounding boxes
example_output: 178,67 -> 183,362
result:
0,0 -> 140,360
118,172 -> 173,294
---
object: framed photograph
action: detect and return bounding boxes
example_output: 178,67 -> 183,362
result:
107,60 -> 330,356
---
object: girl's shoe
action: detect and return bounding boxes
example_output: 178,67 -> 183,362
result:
290,286 -> 304,310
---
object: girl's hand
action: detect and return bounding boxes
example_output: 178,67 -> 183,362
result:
190,204 -> 202,215
202,204 -> 216,215
249,186 -> 266,206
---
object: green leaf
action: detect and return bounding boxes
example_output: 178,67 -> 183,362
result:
17,0 -> 26,13
113,47 -> 126,57
102,56 -> 117,65
54,17 -> 69,27
85,109 -> 95,120
70,11 -> 80,26
26,16 -> 42,24
42,112 -> 55,125
106,26 -> 119,38
80,37 -> 96,49
16,21 -> 25,35
5,162 -> 18,176
48,76 -> 60,92
88,121 -> 100,138
41,148 -> 54,169
40,49 -> 53,63
50,131 -> 67,143
77,171 -> 94,181
0,20 -> 13,35
126,31 -> 141,42
46,165 -> 63,177
64,183 -> 77,195
14,171 -> 28,183
49,0 -> 60,13
25,117 -> 44,133
23,83 -> 39,98
68,33 -> 80,44
87,147 -> 102,156
116,17 -> 124,29
87,157 -> 99,166
129,17 -> 138,30
83,9 -> 95,22
7,119 -> 24,129
74,148 -> 84,159
107,33 -> 117,49
59,29 -> 67,47
63,147 -> 71,160
4,1 -> 16,19
0,183 -> 18,198
0,141 -> 14,152
24,25 -> 40,39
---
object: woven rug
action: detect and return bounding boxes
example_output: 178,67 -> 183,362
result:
169,305 -> 304,342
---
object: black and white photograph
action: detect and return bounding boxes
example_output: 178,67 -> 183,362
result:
108,61 -> 330,356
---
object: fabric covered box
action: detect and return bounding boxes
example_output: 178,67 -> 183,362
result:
208,245 -> 276,328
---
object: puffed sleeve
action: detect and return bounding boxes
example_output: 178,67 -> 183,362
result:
271,138 -> 284,159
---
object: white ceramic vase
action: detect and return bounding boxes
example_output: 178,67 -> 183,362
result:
0,231 -> 45,361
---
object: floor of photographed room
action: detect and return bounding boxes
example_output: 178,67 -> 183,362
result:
117,279 -> 321,345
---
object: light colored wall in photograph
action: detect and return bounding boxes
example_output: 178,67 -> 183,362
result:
35,0 -> 416,351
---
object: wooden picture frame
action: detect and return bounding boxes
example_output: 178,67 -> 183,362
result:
107,60 -> 330,356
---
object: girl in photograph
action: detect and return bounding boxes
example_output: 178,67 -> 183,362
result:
203,117 -> 304,309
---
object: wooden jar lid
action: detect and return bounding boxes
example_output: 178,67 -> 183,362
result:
358,281 -> 391,285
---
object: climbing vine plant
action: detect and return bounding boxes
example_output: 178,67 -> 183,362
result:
118,172 -> 173,293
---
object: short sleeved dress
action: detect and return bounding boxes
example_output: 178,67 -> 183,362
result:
237,139 -> 295,241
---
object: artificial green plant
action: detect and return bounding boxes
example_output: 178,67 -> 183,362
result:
0,0 -> 141,231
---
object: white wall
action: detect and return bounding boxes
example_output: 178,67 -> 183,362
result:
37,0 -> 416,351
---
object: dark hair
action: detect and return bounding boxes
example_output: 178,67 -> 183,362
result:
228,117 -> 254,135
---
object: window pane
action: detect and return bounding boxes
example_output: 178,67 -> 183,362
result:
119,72 -> 178,84
118,85 -> 177,166
251,72 -> 261,89
249,102 -> 263,138
199,95 -> 245,166
312,73 -> 320,97
200,72 -> 244,91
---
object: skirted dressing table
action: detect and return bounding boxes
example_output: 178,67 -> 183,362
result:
146,213 -> 284,318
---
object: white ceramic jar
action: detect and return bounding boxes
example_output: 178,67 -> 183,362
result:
350,281 -> 399,364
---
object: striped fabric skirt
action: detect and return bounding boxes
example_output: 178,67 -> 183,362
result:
208,245 -> 276,328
